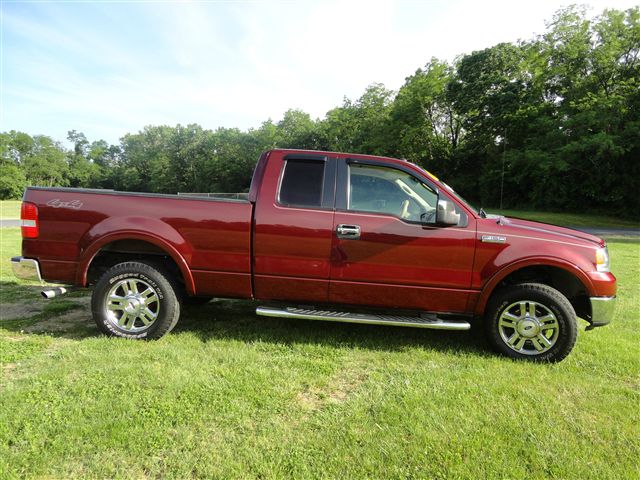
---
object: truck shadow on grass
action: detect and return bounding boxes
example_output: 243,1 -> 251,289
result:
175,299 -> 490,356
0,289 -> 489,356
0,282 -> 48,304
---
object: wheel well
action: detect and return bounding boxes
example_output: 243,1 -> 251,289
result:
495,265 -> 591,321
86,239 -> 185,290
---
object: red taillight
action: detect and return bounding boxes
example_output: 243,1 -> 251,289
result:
21,202 -> 39,238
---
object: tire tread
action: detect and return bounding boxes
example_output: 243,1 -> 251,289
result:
91,261 -> 181,339
484,282 -> 578,362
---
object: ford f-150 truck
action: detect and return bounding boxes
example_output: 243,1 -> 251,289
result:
12,149 -> 616,361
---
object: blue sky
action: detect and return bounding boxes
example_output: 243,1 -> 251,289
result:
1,0 -> 637,145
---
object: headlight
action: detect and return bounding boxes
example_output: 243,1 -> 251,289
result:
596,246 -> 610,272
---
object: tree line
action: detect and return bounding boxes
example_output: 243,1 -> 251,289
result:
1,6 -> 638,218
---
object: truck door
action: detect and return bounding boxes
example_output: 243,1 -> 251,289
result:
253,152 -> 336,303
329,159 -> 476,313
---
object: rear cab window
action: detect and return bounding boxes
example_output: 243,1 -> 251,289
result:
278,157 -> 336,209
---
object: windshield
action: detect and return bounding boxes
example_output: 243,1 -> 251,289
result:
410,163 -> 480,215
440,182 -> 479,215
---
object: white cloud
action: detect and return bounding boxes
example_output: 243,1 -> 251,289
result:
2,0 -> 638,144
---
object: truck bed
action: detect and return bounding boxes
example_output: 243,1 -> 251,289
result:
23,187 -> 254,297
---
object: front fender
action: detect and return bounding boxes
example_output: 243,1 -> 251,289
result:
473,256 -> 595,316
76,216 -> 195,295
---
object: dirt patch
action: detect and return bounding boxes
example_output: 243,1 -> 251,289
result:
2,335 -> 30,341
66,296 -> 91,308
23,297 -> 93,334
23,308 -> 94,334
1,363 -> 18,379
297,392 -> 320,410
0,302 -> 43,321
297,365 -> 369,411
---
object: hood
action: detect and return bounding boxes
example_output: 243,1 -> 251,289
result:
497,216 -> 605,247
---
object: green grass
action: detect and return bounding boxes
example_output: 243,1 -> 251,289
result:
0,228 -> 46,303
1,231 -> 639,478
0,200 -> 22,220
489,209 -> 639,229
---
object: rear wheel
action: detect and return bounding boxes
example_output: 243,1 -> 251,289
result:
485,283 -> 577,362
91,261 -> 180,339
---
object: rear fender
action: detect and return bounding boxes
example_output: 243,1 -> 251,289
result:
77,216 -> 195,295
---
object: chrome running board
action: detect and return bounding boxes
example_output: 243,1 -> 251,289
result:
256,306 -> 471,331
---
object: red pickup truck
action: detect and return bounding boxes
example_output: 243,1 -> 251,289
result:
12,149 -> 616,361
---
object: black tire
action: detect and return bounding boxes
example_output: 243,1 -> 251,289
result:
91,261 -> 181,339
484,283 -> 577,362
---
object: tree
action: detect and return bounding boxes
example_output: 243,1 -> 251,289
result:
390,59 -> 462,176
0,130 -> 34,164
67,130 -> 89,156
0,160 -> 26,199
541,6 -> 640,212
20,136 -> 69,187
321,83 -> 395,155
276,109 -> 321,149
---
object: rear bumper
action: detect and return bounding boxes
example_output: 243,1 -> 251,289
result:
11,256 -> 42,282
588,296 -> 616,328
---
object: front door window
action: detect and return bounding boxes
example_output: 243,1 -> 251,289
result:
348,164 -> 438,223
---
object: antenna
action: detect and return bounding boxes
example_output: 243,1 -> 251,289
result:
500,129 -> 506,211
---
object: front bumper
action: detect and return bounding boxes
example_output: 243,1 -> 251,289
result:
11,256 -> 42,282
588,296 -> 616,329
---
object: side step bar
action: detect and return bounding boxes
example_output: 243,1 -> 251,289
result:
256,306 -> 471,331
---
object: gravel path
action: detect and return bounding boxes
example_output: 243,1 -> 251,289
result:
577,227 -> 640,237
0,219 -> 21,228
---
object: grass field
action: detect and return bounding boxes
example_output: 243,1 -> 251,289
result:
0,223 -> 639,477
488,209 -> 639,229
0,201 -> 22,220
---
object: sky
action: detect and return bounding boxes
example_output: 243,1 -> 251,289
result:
1,0 -> 638,145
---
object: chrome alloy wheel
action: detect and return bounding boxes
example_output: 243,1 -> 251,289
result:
104,278 -> 160,332
498,300 -> 559,355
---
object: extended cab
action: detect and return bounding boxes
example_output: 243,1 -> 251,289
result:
12,149 -> 617,361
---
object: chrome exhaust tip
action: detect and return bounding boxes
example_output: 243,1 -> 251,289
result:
41,287 -> 69,299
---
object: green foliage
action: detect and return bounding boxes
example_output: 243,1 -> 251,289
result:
0,6 -> 638,218
445,6 -> 639,215
321,83 -> 395,155
277,109 -> 321,149
0,161 -> 26,199
391,59 -> 462,175
21,136 -> 70,188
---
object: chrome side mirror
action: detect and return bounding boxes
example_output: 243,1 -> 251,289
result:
436,198 -> 460,226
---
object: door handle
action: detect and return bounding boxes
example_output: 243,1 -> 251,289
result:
336,224 -> 361,240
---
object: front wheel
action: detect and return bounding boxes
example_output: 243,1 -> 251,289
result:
91,261 -> 181,339
484,283 -> 577,362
